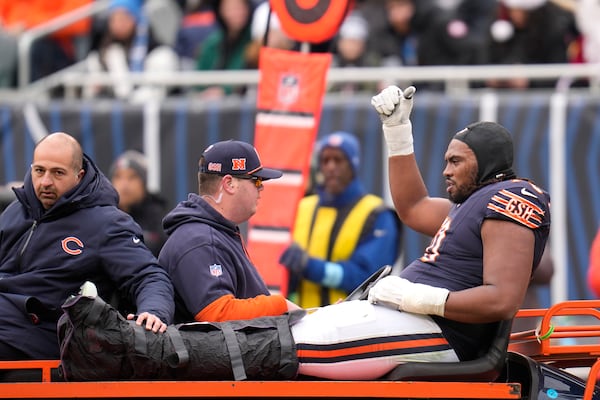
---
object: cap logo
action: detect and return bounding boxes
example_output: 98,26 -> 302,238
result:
207,162 -> 222,172
232,158 -> 246,171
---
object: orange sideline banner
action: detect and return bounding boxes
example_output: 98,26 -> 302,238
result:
247,47 -> 331,295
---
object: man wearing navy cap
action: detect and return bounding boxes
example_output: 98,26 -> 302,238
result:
279,131 -> 402,308
158,140 -> 301,323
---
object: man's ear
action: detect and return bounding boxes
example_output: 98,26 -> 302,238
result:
222,175 -> 235,193
77,169 -> 85,180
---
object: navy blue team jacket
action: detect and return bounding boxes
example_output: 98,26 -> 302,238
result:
159,193 -> 272,321
0,155 -> 174,359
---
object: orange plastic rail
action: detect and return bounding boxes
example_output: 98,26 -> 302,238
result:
0,360 -> 521,399
0,380 -> 521,399
510,299 -> 600,400
0,360 -> 522,399
8,299 -> 600,400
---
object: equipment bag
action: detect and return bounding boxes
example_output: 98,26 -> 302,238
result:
57,292 -> 303,381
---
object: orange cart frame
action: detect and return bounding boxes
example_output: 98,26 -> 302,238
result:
2,299 -> 600,400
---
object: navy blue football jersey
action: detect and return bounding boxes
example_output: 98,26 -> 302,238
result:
401,179 -> 551,360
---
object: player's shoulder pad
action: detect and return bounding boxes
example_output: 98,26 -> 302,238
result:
485,179 -> 550,229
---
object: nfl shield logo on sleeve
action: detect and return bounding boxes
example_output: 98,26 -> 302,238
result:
209,264 -> 223,277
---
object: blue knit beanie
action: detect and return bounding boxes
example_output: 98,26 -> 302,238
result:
316,131 -> 360,176
109,0 -> 143,22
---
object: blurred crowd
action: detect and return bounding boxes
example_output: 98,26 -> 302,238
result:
0,0 -> 595,99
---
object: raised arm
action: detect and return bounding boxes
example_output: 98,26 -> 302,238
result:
371,86 -> 451,236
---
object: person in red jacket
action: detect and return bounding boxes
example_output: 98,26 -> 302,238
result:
588,229 -> 600,296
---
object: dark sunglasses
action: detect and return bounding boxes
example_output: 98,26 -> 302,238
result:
234,175 -> 263,188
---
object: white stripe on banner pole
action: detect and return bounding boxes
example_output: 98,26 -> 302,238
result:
550,92 -> 568,304
144,99 -> 161,193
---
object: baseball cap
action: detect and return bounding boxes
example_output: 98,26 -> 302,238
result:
199,140 -> 283,180
453,121 -> 515,184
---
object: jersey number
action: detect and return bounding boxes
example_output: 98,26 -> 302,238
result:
420,217 -> 452,263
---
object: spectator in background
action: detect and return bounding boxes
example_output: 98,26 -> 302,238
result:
485,0 -> 577,89
84,0 -> 180,102
279,132 -> 402,308
109,150 -> 168,257
417,0 -> 496,67
144,0 -> 183,48
174,0 -> 217,70
194,0 -> 254,98
574,0 -> 600,64
358,0 -> 441,90
0,0 -> 93,87
359,0 -> 497,90
362,0 -> 422,69
244,1 -> 295,69
329,10 -> 380,94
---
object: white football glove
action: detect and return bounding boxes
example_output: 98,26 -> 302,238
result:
367,275 -> 449,317
370,86 -> 416,157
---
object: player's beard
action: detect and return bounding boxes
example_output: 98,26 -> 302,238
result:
448,170 -> 478,204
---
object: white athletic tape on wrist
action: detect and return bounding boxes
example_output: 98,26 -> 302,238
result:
383,122 -> 414,156
403,284 -> 449,317
368,276 -> 449,317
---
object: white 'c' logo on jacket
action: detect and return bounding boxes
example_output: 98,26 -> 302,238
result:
62,236 -> 84,255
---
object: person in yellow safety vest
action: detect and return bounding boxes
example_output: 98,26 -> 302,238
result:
279,131 -> 402,308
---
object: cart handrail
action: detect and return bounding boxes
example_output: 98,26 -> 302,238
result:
510,299 -> 600,397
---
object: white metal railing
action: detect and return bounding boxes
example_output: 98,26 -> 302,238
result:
17,0 -> 111,88
9,62 -> 600,101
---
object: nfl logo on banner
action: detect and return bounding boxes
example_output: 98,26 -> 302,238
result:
277,74 -> 299,105
209,264 -> 223,277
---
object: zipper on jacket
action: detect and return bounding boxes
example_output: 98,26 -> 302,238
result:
18,220 -> 38,272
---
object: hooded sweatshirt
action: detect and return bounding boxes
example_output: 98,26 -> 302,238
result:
159,193 -> 287,323
0,154 -> 174,359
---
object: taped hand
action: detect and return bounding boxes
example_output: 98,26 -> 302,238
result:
279,243 -> 309,275
370,86 -> 417,156
367,275 -> 449,317
371,86 -> 415,126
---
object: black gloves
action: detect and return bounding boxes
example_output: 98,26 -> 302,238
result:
279,242 -> 309,275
